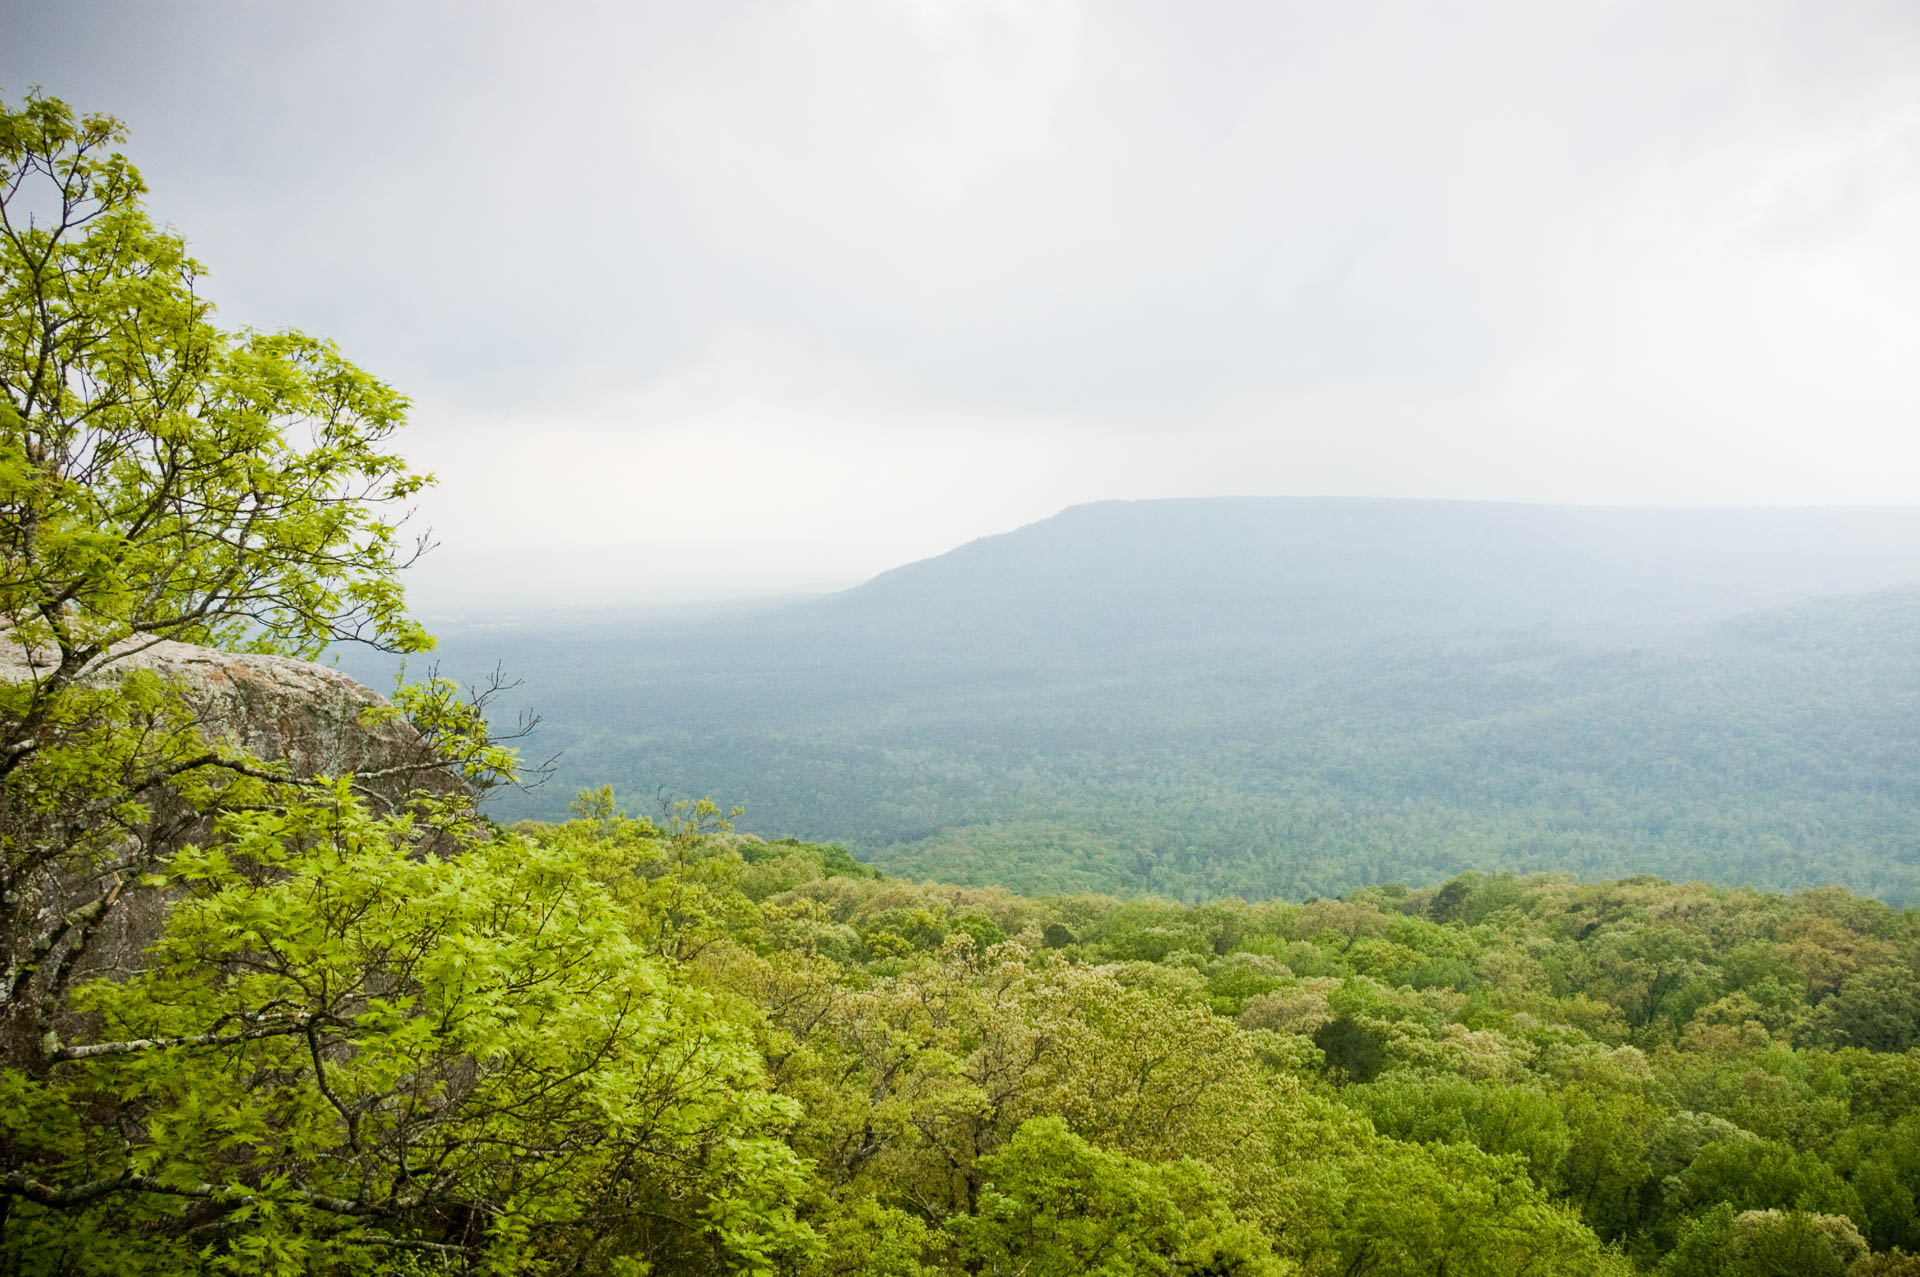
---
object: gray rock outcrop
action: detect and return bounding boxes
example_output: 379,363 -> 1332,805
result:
1,637 -> 469,1059
0,637 -> 464,803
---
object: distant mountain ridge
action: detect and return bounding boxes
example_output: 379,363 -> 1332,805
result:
818,496 -> 1920,640
351,496 -> 1920,904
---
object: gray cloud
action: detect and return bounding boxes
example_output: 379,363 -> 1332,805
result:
5,0 -> 1918,612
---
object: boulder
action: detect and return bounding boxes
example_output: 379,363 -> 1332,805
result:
1,637 -> 469,1049
0,637 -> 464,806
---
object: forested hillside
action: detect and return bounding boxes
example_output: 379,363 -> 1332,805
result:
375,501 -> 1920,904
499,807 -> 1920,1276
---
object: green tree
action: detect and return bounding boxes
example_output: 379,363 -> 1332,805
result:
1668,1138 -> 1864,1226
949,1116 -> 1283,1277
1349,1074 -> 1573,1189
1,89 -> 434,1082
2,792 -> 814,1271
1312,1014 -> 1387,1083
1316,1139 -> 1626,1277
0,92 -> 817,1271
1807,964 -> 1920,1051
0,92 -> 429,660
1657,1207 -> 1865,1277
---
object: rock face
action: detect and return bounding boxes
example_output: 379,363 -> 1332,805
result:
1,638 -> 468,1037
0,638 -> 464,804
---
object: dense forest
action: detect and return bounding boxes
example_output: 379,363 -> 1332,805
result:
549,814 -> 1920,1277
26,781 -> 1920,1274
375,806 -> 1920,1274
379,521 -> 1920,904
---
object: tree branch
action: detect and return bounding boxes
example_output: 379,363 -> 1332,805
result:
45,1019 -> 313,1065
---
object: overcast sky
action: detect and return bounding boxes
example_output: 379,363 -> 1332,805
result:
7,1 -> 1919,615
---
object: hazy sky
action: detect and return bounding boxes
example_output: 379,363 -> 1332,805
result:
7,1 -> 1919,614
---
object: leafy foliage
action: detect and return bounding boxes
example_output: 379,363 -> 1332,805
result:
5,791 -> 812,1272
1,86 -> 438,1102
952,1117 -> 1282,1277
8,87 -> 1920,1277
1,91 -> 812,1272
483,808 -> 1918,1275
